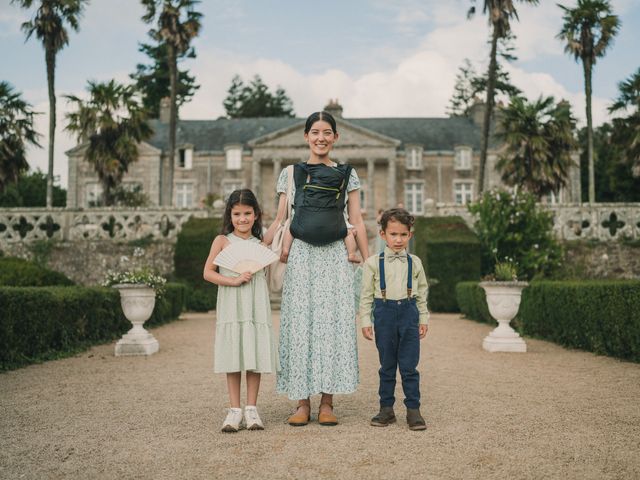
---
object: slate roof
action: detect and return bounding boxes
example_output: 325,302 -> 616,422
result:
146,116 -> 491,153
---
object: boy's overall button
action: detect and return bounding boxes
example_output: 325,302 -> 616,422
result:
397,300 -> 401,305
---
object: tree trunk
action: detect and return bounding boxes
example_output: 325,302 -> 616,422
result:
167,43 -> 178,207
46,48 -> 56,208
479,28 -> 500,195
583,57 -> 595,204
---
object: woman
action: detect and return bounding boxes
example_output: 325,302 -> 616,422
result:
264,111 -> 369,426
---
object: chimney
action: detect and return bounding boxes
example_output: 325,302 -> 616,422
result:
468,97 -> 485,128
323,98 -> 344,118
159,97 -> 171,123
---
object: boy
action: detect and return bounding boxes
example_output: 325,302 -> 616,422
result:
359,208 -> 429,430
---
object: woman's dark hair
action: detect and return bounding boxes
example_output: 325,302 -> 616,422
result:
221,189 -> 263,239
304,111 -> 337,134
380,208 -> 415,231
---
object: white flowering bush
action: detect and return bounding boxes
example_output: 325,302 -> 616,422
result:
102,268 -> 167,297
468,189 -> 562,279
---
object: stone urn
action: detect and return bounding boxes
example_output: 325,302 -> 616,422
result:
114,284 -> 159,356
479,281 -> 528,353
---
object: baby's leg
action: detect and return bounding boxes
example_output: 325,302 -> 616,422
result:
281,228 -> 293,263
345,228 -> 359,263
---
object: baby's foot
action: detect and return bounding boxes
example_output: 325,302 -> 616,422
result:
348,253 -> 360,264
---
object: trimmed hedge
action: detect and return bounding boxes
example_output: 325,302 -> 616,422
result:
0,257 -> 74,286
456,280 -> 640,362
174,217 -> 221,311
414,216 -> 481,312
456,281 -> 493,324
0,282 -> 187,371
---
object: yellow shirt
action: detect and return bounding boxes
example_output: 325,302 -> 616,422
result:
358,246 -> 430,328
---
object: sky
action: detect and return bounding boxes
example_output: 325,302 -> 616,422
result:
2,0 -> 639,188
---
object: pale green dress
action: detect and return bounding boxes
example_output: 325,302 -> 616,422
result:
213,233 -> 278,373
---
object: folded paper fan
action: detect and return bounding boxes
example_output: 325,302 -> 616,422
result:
213,241 -> 279,274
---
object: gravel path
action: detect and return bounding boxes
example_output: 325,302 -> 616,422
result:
1,312 -> 639,480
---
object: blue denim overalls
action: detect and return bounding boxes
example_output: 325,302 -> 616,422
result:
373,252 -> 421,409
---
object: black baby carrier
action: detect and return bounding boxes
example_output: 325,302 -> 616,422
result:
289,162 -> 353,246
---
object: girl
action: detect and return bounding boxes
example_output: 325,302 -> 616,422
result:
203,189 -> 278,433
263,111 -> 369,426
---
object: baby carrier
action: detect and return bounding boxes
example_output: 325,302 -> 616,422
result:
289,162 -> 353,246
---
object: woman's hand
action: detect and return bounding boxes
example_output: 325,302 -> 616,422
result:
233,272 -> 253,286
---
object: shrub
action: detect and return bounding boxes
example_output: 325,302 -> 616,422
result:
467,189 -> 562,280
455,280 -> 640,362
174,217 -> 221,311
0,282 -> 187,371
0,257 -> 74,287
414,216 -> 481,312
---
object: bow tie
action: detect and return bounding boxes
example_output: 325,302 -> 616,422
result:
387,253 -> 407,263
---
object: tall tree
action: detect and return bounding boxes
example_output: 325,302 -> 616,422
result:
557,0 -> 620,204
609,67 -> 640,177
130,36 -> 199,119
141,0 -> 202,206
11,0 -> 87,207
0,170 -> 66,207
65,80 -> 152,206
496,95 -> 577,199
223,75 -> 295,118
0,81 -> 41,194
467,0 -> 539,194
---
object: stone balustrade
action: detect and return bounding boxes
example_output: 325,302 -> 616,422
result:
0,208 -> 217,245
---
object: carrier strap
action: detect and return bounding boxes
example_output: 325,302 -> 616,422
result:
378,252 -> 412,301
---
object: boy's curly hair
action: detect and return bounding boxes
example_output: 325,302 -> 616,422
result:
380,208 -> 415,231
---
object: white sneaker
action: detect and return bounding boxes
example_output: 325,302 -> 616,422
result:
244,406 -> 264,430
221,408 -> 243,433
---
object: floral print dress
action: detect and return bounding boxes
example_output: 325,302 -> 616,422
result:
275,165 -> 360,400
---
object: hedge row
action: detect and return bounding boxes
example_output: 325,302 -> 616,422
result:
456,280 -> 640,362
0,257 -> 74,287
0,283 -> 187,371
174,217 -> 220,311
414,216 -> 481,312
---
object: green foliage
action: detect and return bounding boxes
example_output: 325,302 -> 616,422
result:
0,170 -> 66,207
468,189 -> 563,279
174,216 -> 221,311
26,239 -> 57,266
112,184 -> 150,207
414,216 -> 481,312
0,282 -> 186,371
102,268 -> 167,297
609,67 -> 640,184
0,257 -> 74,287
457,280 -> 640,362
493,258 -> 518,281
224,75 -> 295,118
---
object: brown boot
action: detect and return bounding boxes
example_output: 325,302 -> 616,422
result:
318,402 -> 338,426
370,406 -> 396,427
288,400 -> 310,426
406,408 -> 427,431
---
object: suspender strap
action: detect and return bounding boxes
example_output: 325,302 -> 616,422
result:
379,252 -> 386,301
379,252 -> 413,301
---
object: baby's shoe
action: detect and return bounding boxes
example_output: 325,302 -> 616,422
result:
244,406 -> 265,431
221,407 -> 243,433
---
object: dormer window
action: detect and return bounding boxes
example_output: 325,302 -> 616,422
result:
455,146 -> 472,171
225,146 -> 242,170
406,146 -> 423,170
178,147 -> 193,169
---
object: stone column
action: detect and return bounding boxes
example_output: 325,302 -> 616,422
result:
367,158 -> 375,211
387,157 -> 397,208
437,156 -> 443,203
273,158 -> 282,182
251,155 -> 262,200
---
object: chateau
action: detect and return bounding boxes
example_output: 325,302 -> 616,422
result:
65,100 -> 582,220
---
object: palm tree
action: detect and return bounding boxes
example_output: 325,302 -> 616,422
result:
609,67 -> 640,176
496,95 -> 578,199
0,81 -> 41,193
141,0 -> 202,206
557,0 -> 620,204
467,0 -> 539,195
11,0 -> 87,208
65,80 -> 152,206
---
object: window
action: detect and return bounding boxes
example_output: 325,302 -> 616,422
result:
455,147 -> 472,171
359,179 -> 367,211
406,147 -> 423,170
175,182 -> 194,208
222,180 -> 243,201
85,182 -> 103,207
404,182 -> 424,215
454,181 -> 474,205
178,147 -> 193,169
225,147 -> 242,170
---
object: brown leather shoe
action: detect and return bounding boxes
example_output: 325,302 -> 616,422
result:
288,403 -> 310,426
318,403 -> 338,426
